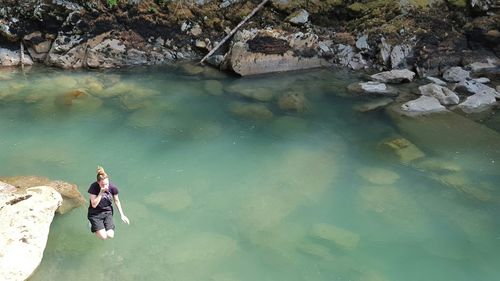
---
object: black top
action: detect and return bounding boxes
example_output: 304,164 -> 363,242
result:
87,181 -> 119,216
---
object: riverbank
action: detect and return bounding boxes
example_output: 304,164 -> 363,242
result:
0,0 -> 499,77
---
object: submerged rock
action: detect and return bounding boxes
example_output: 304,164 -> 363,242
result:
204,80 -> 224,96
277,91 -> 310,112
381,137 -> 425,164
143,189 -> 192,212
353,97 -> 393,112
311,223 -> 360,251
458,92 -> 497,113
357,167 -> 400,185
229,102 -> 273,120
347,81 -> 398,96
0,183 -> 62,281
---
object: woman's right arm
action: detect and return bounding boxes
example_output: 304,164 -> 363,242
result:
89,192 -> 102,208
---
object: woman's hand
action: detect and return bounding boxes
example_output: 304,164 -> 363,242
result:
121,215 -> 130,225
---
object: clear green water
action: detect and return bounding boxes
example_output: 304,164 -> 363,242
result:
1,65 -> 499,281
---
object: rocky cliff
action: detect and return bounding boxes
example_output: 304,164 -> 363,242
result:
0,0 -> 498,76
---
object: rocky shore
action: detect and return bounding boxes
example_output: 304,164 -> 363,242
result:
0,0 -> 498,75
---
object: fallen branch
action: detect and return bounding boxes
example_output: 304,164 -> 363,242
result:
20,41 -> 25,69
199,0 -> 270,64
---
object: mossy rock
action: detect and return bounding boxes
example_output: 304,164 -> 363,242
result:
447,0 -> 467,8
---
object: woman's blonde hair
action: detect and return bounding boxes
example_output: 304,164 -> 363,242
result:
96,165 -> 108,181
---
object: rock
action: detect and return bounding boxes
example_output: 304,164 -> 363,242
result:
226,83 -> 274,101
413,158 -> 462,173
311,223 -> 360,251
23,32 -> 52,62
473,77 -> 490,84
456,80 -> 500,98
390,44 -> 413,69
466,57 -> 499,74
229,102 -> 273,120
353,97 -> 393,112
386,108 -> 500,176
0,47 -> 33,67
227,30 -> 326,76
269,116 -> 308,137
348,81 -> 398,96
442,66 -> 470,82
46,34 -> 86,69
286,9 -> 309,25
195,39 -> 207,49
144,189 -> 192,212
432,172 -> 496,202
425,77 -> 447,86
0,184 -> 62,281
401,96 -> 447,116
190,24 -> 202,37
379,37 -> 391,66
357,167 -> 400,185
335,44 -> 369,70
371,69 -> 415,83
277,91 -> 309,112
0,176 -> 85,215
458,92 -> 497,113
356,34 -> 370,51
382,137 -> 425,163
418,83 -> 459,105
204,80 -> 224,96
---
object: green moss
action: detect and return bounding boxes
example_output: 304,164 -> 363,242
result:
409,0 -> 431,8
348,2 -> 367,12
447,0 -> 467,8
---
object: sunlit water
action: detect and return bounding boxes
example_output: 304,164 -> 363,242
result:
1,64 -> 499,281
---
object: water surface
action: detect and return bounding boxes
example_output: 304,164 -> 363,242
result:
1,65 -> 499,281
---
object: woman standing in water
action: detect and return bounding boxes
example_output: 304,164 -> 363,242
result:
88,166 -> 130,240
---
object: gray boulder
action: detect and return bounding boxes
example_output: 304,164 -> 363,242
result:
401,96 -> 447,115
458,92 -> 497,113
456,80 -> 500,98
287,9 -> 309,25
425,77 -> 447,86
390,44 -> 413,69
443,67 -> 470,82
348,81 -> 398,96
371,69 -> 415,83
0,47 -> 33,67
418,83 -> 459,105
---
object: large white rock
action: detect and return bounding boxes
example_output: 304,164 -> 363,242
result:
418,83 -> 459,105
400,95 -> 447,115
0,48 -> 34,67
443,66 -> 470,82
0,184 -> 62,281
456,80 -> 500,98
458,92 -> 497,113
370,69 -> 415,83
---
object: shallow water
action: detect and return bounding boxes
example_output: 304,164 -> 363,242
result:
1,64 -> 499,281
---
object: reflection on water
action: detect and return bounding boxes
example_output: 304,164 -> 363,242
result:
0,65 -> 499,281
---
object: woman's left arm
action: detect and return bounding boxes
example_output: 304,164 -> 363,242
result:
113,195 -> 130,224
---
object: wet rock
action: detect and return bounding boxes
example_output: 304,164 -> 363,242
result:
287,9 -> 309,25
0,184 -> 62,281
432,172 -> 496,202
425,77 -> 447,86
418,83 -> 459,105
458,92 -> 497,113
472,77 -> 490,84
181,63 -> 205,75
269,116 -> 308,137
413,158 -> 462,173
229,102 -> 273,120
348,82 -> 398,96
370,69 -> 415,83
127,108 -> 162,128
442,66 -> 470,82
465,57 -> 499,74
353,97 -> 393,112
311,223 -> 360,251
357,167 -> 400,185
204,80 -> 224,96
226,83 -> 274,101
0,47 -> 33,67
382,137 -> 425,163
144,189 -> 192,212
277,91 -> 309,112
401,96 -> 447,115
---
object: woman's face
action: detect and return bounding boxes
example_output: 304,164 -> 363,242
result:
98,178 -> 109,189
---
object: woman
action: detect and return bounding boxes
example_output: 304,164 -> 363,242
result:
87,166 -> 130,240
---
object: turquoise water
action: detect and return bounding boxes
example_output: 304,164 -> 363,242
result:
1,65 -> 499,281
